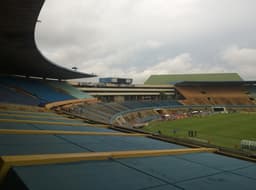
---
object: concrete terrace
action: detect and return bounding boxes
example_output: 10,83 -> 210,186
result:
0,107 -> 256,190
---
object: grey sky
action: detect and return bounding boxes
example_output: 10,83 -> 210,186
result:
36,0 -> 256,83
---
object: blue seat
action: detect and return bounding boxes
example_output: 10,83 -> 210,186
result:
0,76 -> 75,105
0,84 -> 39,105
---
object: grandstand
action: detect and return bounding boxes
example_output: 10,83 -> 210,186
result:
175,82 -> 255,105
247,85 -> 256,101
2,106 -> 256,190
145,73 -> 256,106
64,100 -> 182,126
47,80 -> 92,99
0,83 -> 40,106
1,0 -> 256,190
0,76 -> 74,104
0,76 -> 93,106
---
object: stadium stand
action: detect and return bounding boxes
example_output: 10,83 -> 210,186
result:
144,73 -> 256,106
1,107 -> 256,190
65,100 -> 182,125
47,80 -> 92,99
1,0 -> 256,189
70,104 -> 112,124
176,84 -> 254,105
121,101 -> 148,109
124,110 -> 161,126
0,84 -> 40,106
121,100 -> 182,109
0,76 -> 77,105
247,86 -> 256,100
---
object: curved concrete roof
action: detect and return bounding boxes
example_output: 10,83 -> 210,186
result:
0,0 -> 96,79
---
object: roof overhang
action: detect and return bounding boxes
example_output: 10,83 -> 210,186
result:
0,0 -> 96,79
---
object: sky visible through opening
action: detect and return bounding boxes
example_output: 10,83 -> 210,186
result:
36,0 -> 256,83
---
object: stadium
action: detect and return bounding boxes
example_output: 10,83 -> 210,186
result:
1,1 -> 256,189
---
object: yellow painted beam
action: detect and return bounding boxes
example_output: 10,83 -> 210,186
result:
0,118 -> 108,128
88,124 -> 111,128
0,129 -> 146,137
0,158 -> 10,185
0,148 -> 217,183
0,113 -> 76,121
45,98 -> 98,109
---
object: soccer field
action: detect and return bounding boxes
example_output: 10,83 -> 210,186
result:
143,113 -> 256,149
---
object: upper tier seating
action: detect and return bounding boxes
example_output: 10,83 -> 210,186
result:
0,76 -> 74,105
47,81 -> 92,99
176,85 -> 254,105
0,84 -> 39,105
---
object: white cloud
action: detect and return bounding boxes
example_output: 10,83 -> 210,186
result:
35,0 -> 256,82
142,54 -> 193,74
136,53 -> 226,82
84,53 -> 226,83
144,40 -> 163,49
222,46 -> 256,80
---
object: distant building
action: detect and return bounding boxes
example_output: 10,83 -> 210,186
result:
73,82 -> 175,102
99,77 -> 133,86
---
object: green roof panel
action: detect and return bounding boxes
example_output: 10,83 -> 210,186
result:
144,73 -> 243,85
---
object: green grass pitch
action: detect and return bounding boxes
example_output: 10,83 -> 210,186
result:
143,113 -> 256,149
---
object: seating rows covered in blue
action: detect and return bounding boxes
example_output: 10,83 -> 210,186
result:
3,152 -> 256,190
248,86 -> 256,99
121,100 -> 182,109
47,80 -> 92,99
0,76 -> 75,105
1,109 -> 256,189
0,84 -> 39,105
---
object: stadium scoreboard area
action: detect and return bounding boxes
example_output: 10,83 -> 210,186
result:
99,77 -> 133,85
